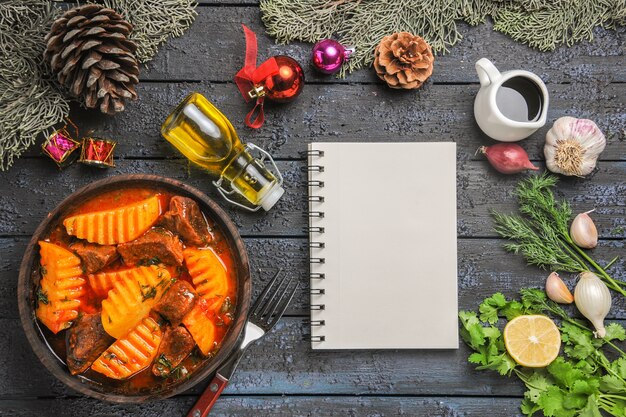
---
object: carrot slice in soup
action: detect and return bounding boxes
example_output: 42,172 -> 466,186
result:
101,265 -> 171,339
36,242 -> 86,334
184,248 -> 230,311
91,316 -> 163,379
182,298 -> 217,356
63,195 -> 161,245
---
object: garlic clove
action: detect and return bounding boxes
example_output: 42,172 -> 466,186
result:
570,209 -> 598,249
574,271 -> 611,338
545,272 -> 574,304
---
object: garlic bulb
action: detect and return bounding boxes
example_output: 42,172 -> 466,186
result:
545,272 -> 574,304
570,209 -> 598,249
544,117 -> 606,177
574,271 -> 611,338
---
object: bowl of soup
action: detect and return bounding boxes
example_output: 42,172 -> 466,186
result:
18,175 -> 251,402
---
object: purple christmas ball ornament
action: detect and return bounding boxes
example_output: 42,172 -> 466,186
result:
311,39 -> 354,74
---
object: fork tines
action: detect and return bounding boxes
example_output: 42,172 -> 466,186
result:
250,269 -> 299,331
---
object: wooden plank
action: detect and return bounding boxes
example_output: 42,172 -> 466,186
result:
0,317 -> 524,398
1,317 -> 624,398
4,236 -> 625,320
140,6 -> 626,84
0,158 -> 624,239
0,396 -> 525,417
21,81 -> 625,161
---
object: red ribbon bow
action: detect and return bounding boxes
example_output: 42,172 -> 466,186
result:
234,24 -> 279,129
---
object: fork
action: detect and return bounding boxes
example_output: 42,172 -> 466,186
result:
186,269 -> 299,417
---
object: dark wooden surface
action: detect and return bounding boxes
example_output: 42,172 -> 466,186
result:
0,2 -> 624,416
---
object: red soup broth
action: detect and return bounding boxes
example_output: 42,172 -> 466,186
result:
38,187 -> 238,395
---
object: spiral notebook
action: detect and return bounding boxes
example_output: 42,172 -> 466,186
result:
307,142 -> 458,350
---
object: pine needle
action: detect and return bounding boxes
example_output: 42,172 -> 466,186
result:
102,0 -> 198,63
260,0 -> 625,75
0,0 -> 68,171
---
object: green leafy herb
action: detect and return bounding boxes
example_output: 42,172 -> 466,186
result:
139,256 -> 162,266
170,365 -> 189,381
460,289 -> 626,417
36,288 -> 49,305
155,353 -> 172,373
492,174 -> 625,296
140,283 -> 157,302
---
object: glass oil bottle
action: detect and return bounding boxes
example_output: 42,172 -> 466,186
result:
161,92 -> 284,211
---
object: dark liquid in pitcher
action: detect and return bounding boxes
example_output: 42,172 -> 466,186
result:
495,77 -> 543,122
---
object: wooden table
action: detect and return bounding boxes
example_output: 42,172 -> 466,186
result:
1,2 -> 624,416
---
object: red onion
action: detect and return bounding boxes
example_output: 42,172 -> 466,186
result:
479,143 -> 539,174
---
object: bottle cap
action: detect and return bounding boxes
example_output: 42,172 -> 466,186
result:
260,183 -> 285,211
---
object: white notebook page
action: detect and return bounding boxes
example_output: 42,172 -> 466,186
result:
308,142 -> 458,349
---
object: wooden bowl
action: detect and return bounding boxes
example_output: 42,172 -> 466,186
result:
17,175 -> 251,403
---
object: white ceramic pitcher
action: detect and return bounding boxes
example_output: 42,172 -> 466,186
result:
474,58 -> 549,142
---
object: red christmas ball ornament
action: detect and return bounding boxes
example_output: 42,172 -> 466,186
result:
249,55 -> 304,103
263,55 -> 304,102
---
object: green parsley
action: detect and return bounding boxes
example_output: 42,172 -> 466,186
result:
140,283 -> 157,301
155,353 -> 173,375
139,256 -> 162,266
460,289 -> 626,417
36,288 -> 49,305
171,366 -> 189,380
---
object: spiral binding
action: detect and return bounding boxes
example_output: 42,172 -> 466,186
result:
301,149 -> 325,157
307,147 -> 326,343
307,180 -> 324,188
306,211 -> 325,218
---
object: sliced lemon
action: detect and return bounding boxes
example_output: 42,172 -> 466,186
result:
503,314 -> 561,368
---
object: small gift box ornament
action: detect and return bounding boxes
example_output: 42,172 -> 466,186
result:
41,120 -> 81,168
79,137 -> 116,168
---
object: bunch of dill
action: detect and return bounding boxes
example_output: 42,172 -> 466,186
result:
492,173 -> 625,296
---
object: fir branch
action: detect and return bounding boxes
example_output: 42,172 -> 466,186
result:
260,0 -> 625,75
102,0 -> 198,63
0,0 -> 68,171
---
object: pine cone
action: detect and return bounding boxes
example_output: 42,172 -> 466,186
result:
44,4 -> 139,115
373,32 -> 434,90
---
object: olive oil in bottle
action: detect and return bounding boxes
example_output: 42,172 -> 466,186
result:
161,92 -> 284,211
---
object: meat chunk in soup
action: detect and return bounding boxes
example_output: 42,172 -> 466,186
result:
152,326 -> 195,377
153,280 -> 198,326
117,228 -> 183,267
159,196 -> 210,246
66,313 -> 114,375
70,241 -> 118,274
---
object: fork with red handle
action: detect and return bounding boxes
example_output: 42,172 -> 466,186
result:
186,269 -> 298,417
